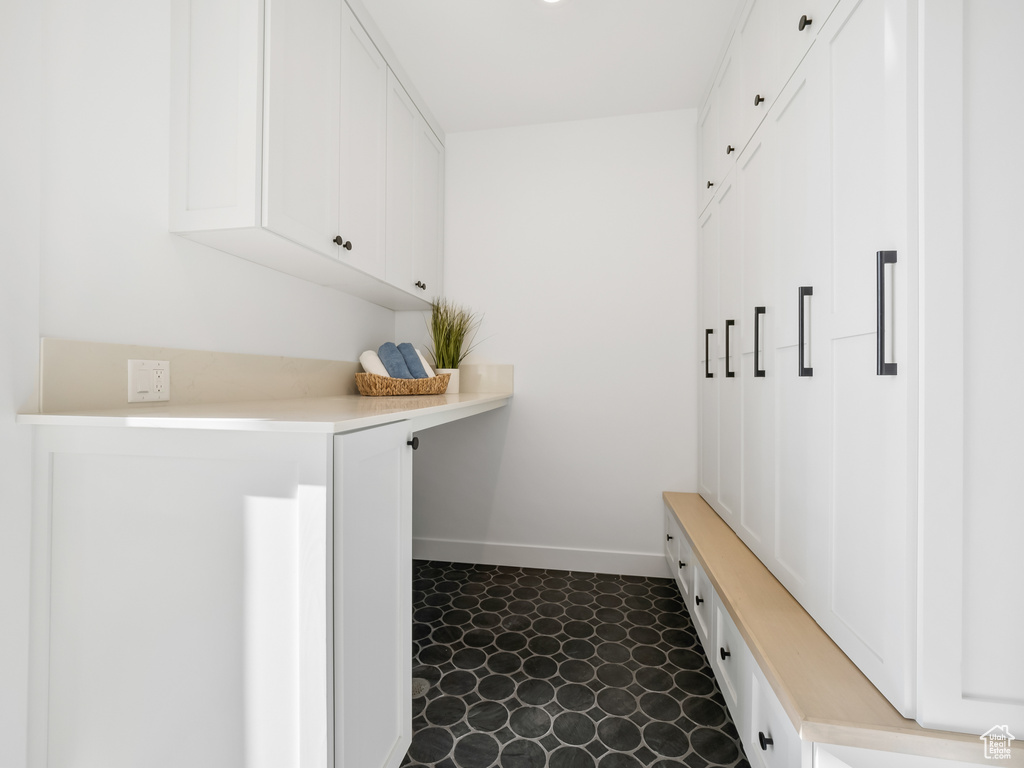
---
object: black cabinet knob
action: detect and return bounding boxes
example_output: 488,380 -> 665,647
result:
414,281 -> 427,290
706,180 -> 714,189
678,560 -> 686,569
759,732 -> 774,751
666,534 -> 674,542
799,14 -> 812,31
333,236 -> 353,250
754,94 -> 765,106
695,595 -> 704,605
720,647 -> 731,661
726,145 -> 735,154
407,437 -> 420,450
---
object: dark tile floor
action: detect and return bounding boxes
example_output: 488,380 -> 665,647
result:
403,561 -> 750,768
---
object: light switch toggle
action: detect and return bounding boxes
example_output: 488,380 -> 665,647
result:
128,359 -> 170,403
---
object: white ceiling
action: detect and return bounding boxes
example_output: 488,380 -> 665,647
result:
357,0 -> 744,134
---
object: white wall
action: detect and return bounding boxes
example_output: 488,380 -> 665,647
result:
0,1 -> 42,765
409,110 -> 698,576
38,0 -> 394,360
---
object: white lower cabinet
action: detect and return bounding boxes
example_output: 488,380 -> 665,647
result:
29,421 -> 417,768
663,508 -> 692,599
711,596 -> 750,718
335,422 -> 412,768
690,562 -> 714,648
749,665 -> 802,768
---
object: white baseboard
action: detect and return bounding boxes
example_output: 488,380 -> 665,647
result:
412,537 -> 671,579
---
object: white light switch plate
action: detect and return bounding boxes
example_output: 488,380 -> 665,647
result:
128,359 -> 170,403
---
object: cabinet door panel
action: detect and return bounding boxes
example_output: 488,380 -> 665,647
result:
717,42 -> 743,175
339,4 -> 387,279
739,0 -> 779,142
263,0 -> 340,258
699,207 -> 720,503
413,122 -> 444,303
717,177 -> 742,526
698,96 -> 720,212
739,132 -> 776,552
818,0 -> 914,716
336,422 -> 412,768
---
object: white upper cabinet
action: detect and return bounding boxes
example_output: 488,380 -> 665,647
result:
339,3 -> 388,280
386,72 -> 444,303
716,41 -> 744,182
698,94 -> 720,213
263,0 -> 341,259
738,0 -> 780,145
776,0 -> 840,78
169,0 -> 444,310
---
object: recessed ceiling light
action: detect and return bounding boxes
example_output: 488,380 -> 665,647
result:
542,0 -> 562,4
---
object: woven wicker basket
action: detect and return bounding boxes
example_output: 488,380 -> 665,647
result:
355,372 -> 450,397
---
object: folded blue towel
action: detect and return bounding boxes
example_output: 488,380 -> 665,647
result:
378,342 -> 413,378
398,342 -> 428,379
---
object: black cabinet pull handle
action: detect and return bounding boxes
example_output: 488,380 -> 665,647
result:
706,180 -> 715,189
720,647 -> 731,661
705,329 -> 714,378
333,235 -> 353,250
415,280 -> 427,290
759,731 -> 774,750
754,94 -> 765,106
666,534 -> 674,542
754,307 -> 766,378
799,14 -> 812,30
798,286 -> 813,377
695,595 -> 704,606
725,319 -> 735,378
407,437 -> 420,450
678,560 -> 686,569
726,145 -> 735,154
876,250 -> 898,375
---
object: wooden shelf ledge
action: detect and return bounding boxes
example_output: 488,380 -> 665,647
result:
662,492 -> 1022,766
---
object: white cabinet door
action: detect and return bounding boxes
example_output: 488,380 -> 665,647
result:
815,0 -> 914,716
738,0 -> 779,144
717,173 -> 742,528
769,49 -> 831,615
738,128 -> 776,554
716,40 -> 744,178
698,205 -> 720,504
412,121 -> 444,303
36,429 -> 329,768
339,3 -> 388,279
334,422 -> 412,768
776,0 -> 841,83
386,72 -> 444,302
263,0 -> 341,259
698,94 -> 720,213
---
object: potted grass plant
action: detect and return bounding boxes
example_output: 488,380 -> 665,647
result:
427,298 -> 480,394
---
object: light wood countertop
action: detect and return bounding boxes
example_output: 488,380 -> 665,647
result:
663,492 -> 1022,766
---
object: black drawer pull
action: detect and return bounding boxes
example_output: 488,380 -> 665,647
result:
754,306 -> 766,377
754,94 -> 765,106
726,145 -> 736,154
705,329 -> 714,378
407,437 -> 420,450
707,180 -> 715,189
666,534 -> 674,542
798,286 -> 813,377
720,647 -> 731,661
759,731 -> 774,751
725,319 -> 735,378
799,14 -> 812,31
678,560 -> 686,569
695,595 -> 704,606
876,250 -> 898,375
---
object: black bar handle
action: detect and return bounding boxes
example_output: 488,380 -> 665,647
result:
754,307 -> 766,378
877,251 -> 898,375
798,287 -> 813,377
705,329 -> 714,378
725,320 -> 735,378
